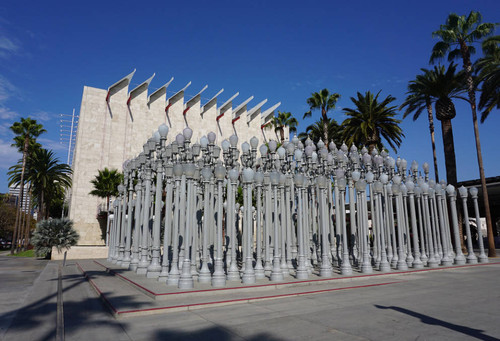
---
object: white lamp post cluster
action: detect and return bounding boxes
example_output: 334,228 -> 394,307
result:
107,125 -> 488,289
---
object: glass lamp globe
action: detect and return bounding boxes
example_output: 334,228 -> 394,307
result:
175,133 -> 185,145
207,131 -> 216,144
259,144 -> 268,157
294,148 -> 303,161
365,171 -> 374,183
241,142 -> 250,153
158,123 -> 169,138
458,185 -> 468,198
337,177 -> 347,189
229,135 -> 238,148
250,136 -> 259,149
153,131 -> 161,144
469,187 -> 478,197
183,127 -> 193,140
277,147 -> 286,158
352,170 -> 361,182
200,136 -> 209,148
221,139 -> 230,152
268,140 -> 278,152
423,162 -> 430,173
341,143 -> 348,153
355,179 -> 367,191
201,167 -> 212,181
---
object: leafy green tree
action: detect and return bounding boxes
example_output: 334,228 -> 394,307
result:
9,117 -> 46,254
303,89 -> 341,143
400,69 -> 441,181
402,63 -> 466,185
31,218 -> 79,257
8,149 -> 72,220
89,168 -> 123,213
268,111 -> 298,142
298,118 -> 342,146
341,91 -> 404,153
477,36 -> 500,121
431,10 -> 498,256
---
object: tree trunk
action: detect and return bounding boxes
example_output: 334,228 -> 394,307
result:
279,127 -> 285,143
440,119 -> 458,186
11,137 -> 29,254
460,44 -> 496,257
426,99 -> 440,182
322,108 -> 328,143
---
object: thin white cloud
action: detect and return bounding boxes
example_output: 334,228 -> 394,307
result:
0,107 -> 18,120
38,137 -> 67,152
0,138 -> 20,169
0,36 -> 19,54
30,111 -> 52,122
0,75 -> 17,102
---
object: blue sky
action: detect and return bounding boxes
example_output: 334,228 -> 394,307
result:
1,0 -> 500,192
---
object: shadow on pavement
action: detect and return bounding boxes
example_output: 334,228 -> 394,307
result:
375,305 -> 500,341
153,326 -> 284,341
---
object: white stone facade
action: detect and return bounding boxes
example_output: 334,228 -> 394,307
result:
69,71 -> 288,245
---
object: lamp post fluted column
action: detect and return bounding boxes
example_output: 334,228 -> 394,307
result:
458,186 -> 478,264
254,171 -> 265,279
212,164 -> 227,287
137,151 -> 153,275
227,168 -> 240,281
198,167 -> 213,282
469,187 -> 488,263
270,171 -> 284,281
167,163 -> 183,286
338,176 -> 353,275
318,175 -> 333,277
122,168 -> 134,269
406,180 -> 423,269
242,168 -> 256,284
178,163 -> 196,289
147,159 -> 164,278
446,185 -> 466,265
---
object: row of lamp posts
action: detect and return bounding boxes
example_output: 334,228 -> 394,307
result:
106,124 -> 488,289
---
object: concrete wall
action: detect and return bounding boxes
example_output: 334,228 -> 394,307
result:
69,75 -> 288,245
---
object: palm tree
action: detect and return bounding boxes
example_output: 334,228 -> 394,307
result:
89,168 -> 123,214
403,64 -> 466,185
8,149 -> 72,220
9,117 -> 45,253
400,69 -> 441,182
303,89 -> 341,143
297,118 -> 342,146
268,111 -> 298,142
477,36 -> 500,121
341,91 -> 404,153
431,10 -> 498,256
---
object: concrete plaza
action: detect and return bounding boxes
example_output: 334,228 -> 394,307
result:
1,252 -> 500,341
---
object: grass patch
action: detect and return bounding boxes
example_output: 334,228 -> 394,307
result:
9,249 -> 35,257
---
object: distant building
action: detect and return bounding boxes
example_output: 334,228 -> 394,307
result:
69,70 -> 286,246
8,184 -> 31,213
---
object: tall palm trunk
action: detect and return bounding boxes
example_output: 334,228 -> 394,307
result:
460,43 -> 496,257
11,137 -> 29,254
440,119 -> 458,186
425,98 -> 440,182
321,109 -> 328,143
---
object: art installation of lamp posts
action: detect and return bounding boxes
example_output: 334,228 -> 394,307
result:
107,123 -> 490,290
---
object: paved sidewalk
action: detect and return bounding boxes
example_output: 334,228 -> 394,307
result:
1,253 -> 500,340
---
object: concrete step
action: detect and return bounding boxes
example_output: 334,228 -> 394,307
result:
76,259 -> 500,319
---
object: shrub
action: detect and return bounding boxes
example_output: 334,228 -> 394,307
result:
31,218 -> 79,257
